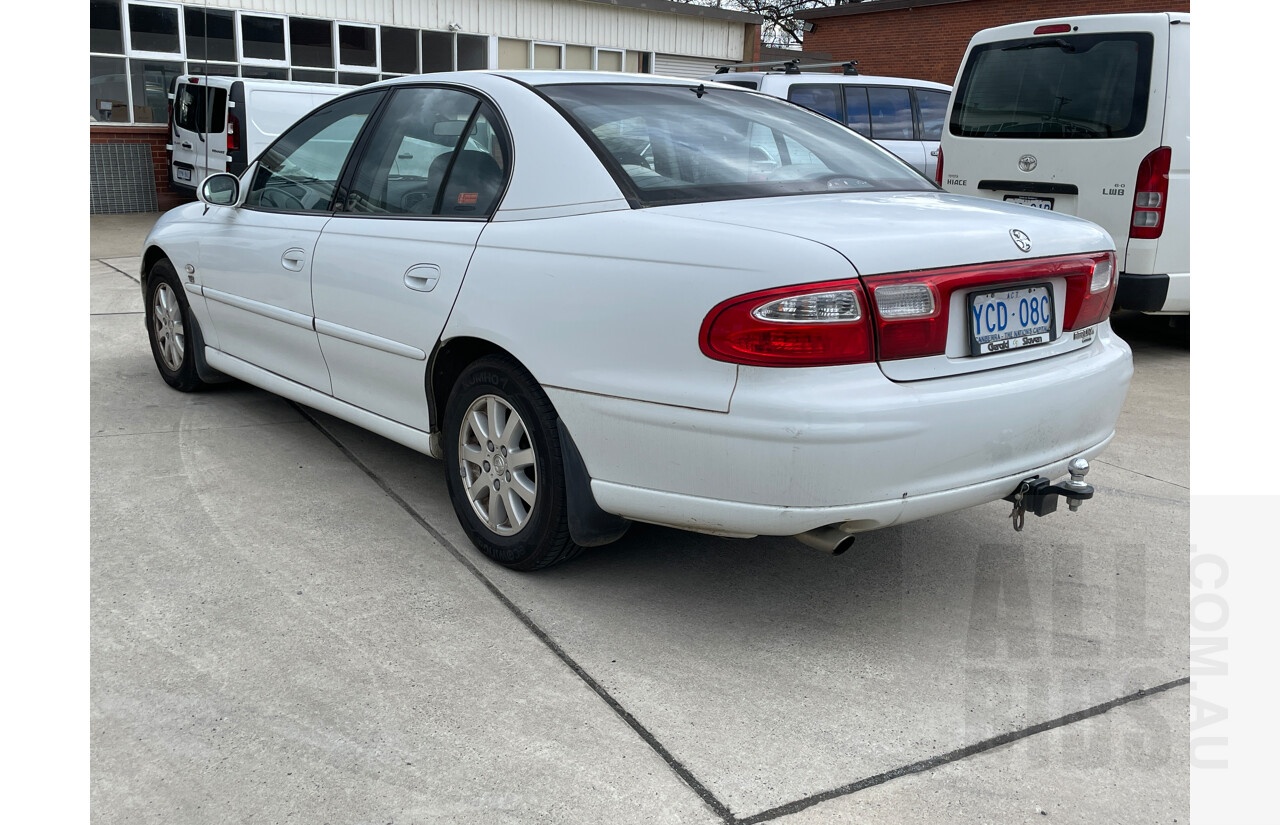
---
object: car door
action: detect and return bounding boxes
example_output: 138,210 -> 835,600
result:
310,86 -> 508,430
197,90 -> 382,393
171,80 -> 229,186
914,87 -> 949,181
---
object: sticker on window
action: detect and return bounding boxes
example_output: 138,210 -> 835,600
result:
457,192 -> 478,205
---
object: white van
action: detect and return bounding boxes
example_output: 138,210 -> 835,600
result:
702,63 -> 951,179
939,13 -> 1189,314
168,76 -> 353,193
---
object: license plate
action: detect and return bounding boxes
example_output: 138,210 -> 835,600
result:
969,284 -> 1055,356
175,167 -> 192,182
1004,195 -> 1053,210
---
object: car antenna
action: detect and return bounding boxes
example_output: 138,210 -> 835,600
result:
690,83 -> 707,98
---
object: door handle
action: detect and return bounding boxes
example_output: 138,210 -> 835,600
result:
281,248 -> 307,271
181,142 -> 193,150
930,149 -> 939,157
404,264 -> 441,292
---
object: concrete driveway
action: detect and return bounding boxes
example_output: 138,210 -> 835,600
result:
91,213 -> 1189,824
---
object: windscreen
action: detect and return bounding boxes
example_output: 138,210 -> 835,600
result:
949,32 -> 1154,139
540,83 -> 933,207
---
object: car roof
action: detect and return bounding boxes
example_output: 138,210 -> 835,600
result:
709,72 -> 952,91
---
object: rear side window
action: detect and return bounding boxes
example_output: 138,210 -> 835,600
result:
787,85 -> 841,121
950,32 -> 1154,139
867,87 -> 913,140
916,89 -> 949,141
174,83 -> 227,133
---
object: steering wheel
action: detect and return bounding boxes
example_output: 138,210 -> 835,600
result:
258,187 -> 306,211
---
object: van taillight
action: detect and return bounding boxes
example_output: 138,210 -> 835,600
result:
227,111 -> 240,153
934,146 -> 944,185
1130,147 -> 1171,240
1033,24 -> 1072,34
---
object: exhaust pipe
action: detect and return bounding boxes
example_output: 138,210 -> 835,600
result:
794,525 -> 856,555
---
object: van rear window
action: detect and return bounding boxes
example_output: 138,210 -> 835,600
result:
950,32 -> 1154,139
175,83 -> 227,134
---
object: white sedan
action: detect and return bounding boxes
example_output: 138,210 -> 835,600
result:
141,71 -> 1132,569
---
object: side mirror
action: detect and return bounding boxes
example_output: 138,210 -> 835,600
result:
198,173 -> 241,207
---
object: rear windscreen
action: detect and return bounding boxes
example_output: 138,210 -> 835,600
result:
949,32 -> 1154,139
175,83 -> 227,133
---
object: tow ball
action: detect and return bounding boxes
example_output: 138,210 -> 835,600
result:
1005,458 -> 1094,532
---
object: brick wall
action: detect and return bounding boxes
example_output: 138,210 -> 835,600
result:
89,125 -> 196,213
802,0 -> 1191,85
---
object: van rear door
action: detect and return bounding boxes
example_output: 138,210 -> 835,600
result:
171,78 -> 229,188
939,15 -> 1171,275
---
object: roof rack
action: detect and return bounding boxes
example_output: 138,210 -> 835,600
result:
713,59 -> 860,76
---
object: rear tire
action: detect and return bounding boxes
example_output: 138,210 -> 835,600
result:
145,258 -> 207,392
442,355 -> 583,570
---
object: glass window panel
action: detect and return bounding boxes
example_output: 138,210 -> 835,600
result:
498,39 -> 528,70
184,7 -> 236,62
457,35 -> 488,70
422,31 -> 452,72
248,93 -> 379,212
91,0 -> 123,54
625,51 -> 642,73
565,46 -> 591,71
290,18 -> 334,68
339,72 -> 378,86
90,56 -> 129,122
242,64 -> 288,80
788,85 -> 841,122
533,44 -> 561,70
843,86 -> 871,136
292,69 -> 335,84
187,62 -> 238,77
241,15 -> 285,62
128,3 -> 180,54
175,83 -> 227,133
596,50 -> 622,72
867,87 -> 914,140
346,86 -> 481,215
339,25 -> 376,67
381,27 -> 418,74
915,89 -> 948,141
129,59 -> 183,123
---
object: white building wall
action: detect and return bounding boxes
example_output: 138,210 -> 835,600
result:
188,0 -> 748,59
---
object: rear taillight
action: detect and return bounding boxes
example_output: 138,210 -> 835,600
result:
934,146 -> 944,185
700,279 -> 874,366
227,111 -> 241,153
1130,147 -> 1171,240
702,253 -> 1116,367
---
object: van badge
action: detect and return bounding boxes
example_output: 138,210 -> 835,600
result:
1018,154 -> 1038,172
1010,229 -> 1032,253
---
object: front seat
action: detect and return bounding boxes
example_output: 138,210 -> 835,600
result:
437,150 -> 503,216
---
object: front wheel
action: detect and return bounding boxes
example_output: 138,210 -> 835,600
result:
442,356 -> 582,570
145,258 -> 207,392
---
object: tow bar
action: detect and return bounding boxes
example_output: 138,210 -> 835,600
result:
1006,458 -> 1094,532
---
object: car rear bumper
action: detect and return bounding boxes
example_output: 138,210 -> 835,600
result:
547,322 -> 1133,536
1117,271 -> 1189,314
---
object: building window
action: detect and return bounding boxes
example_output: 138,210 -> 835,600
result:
242,65 -> 288,80
185,7 -> 236,63
129,59 -> 182,123
127,2 -> 181,55
381,27 -> 418,74
457,34 -> 488,70
596,49 -> 623,72
90,56 -> 129,122
292,69 -> 335,83
498,38 -> 529,70
533,43 -> 563,70
339,72 -> 379,86
338,24 -> 377,69
290,17 -> 334,68
422,30 -> 452,72
241,14 -> 286,63
566,45 -> 591,71
91,0 -> 124,54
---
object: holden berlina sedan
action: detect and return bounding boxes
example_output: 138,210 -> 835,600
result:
141,71 -> 1133,570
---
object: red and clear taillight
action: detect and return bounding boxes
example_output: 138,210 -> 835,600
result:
1130,147 -> 1171,240
934,146 -> 944,186
701,252 -> 1116,367
700,279 -> 874,366
227,111 -> 241,153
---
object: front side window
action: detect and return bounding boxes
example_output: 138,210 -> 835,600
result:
543,83 -> 931,207
345,87 -> 507,217
950,33 -> 1154,139
247,92 -> 379,212
867,87 -> 914,140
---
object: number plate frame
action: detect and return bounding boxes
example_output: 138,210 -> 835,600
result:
175,166 -> 192,182
968,282 -> 1057,356
1004,195 -> 1054,210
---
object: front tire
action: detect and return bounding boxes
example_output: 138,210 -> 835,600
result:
443,355 -> 582,570
145,258 -> 206,392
